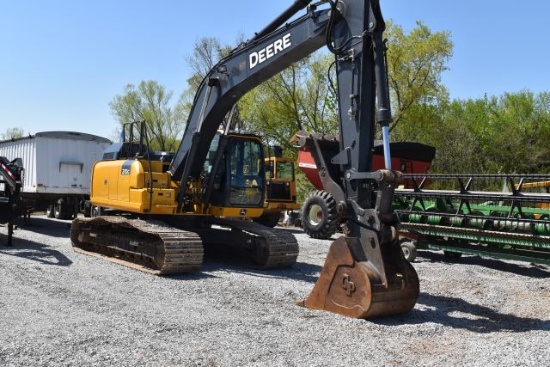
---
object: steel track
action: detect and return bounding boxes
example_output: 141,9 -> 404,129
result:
71,216 -> 204,275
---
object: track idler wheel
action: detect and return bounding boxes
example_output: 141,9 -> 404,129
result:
298,236 -> 419,319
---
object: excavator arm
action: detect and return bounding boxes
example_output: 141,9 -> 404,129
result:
293,1 -> 418,318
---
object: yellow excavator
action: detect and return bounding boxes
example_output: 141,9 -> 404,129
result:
71,0 -> 419,319
72,121 -> 298,273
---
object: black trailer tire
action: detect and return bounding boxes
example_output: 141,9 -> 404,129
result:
253,212 -> 281,228
400,240 -> 417,262
46,204 -> 55,218
54,198 -> 68,220
301,190 -> 340,239
69,198 -> 79,220
83,205 -> 92,218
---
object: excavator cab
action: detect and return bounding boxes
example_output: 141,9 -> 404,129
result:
204,133 -> 265,210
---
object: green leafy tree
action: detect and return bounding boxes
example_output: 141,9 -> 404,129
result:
430,90 -> 550,175
109,80 -> 183,151
429,98 -> 486,174
386,21 -> 453,137
472,91 -> 550,173
237,21 -> 453,149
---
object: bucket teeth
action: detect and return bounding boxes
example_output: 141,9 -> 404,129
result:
299,236 -> 419,319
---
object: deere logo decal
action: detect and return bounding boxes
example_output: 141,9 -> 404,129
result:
249,33 -> 291,69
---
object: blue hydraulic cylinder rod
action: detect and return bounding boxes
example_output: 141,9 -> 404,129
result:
381,125 -> 392,170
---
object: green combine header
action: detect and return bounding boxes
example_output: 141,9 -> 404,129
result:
395,174 -> 550,265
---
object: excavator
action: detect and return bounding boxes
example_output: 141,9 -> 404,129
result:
73,120 -> 299,273
71,0 -> 419,319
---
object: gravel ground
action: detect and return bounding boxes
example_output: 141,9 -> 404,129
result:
0,214 -> 549,367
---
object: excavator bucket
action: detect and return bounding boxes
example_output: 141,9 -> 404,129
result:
299,236 -> 419,319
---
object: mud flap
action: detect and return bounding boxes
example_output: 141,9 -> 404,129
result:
299,236 -> 419,319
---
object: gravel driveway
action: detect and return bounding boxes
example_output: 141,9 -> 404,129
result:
1,215 -> 548,366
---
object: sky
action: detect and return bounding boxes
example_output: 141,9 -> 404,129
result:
2,0 -> 550,140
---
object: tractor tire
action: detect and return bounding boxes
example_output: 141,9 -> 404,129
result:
253,212 -> 281,228
301,190 -> 340,239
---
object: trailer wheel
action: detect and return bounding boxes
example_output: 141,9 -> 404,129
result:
400,240 -> 417,262
68,198 -> 79,220
253,212 -> 281,228
301,190 -> 340,239
83,205 -> 92,218
54,198 -> 68,219
46,204 -> 55,218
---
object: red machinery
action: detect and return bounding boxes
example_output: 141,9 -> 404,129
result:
295,133 -> 435,239
298,138 -> 435,190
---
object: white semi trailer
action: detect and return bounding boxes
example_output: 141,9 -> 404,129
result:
0,131 -> 111,219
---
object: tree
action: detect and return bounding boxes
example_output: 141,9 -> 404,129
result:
178,37 -> 244,130
109,80 -> 183,152
385,21 -> 453,136
185,37 -> 236,92
1,127 -> 25,140
429,90 -> 550,175
181,19 -> 455,149
429,98 -> 486,174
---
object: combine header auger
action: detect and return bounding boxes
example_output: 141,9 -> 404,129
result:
395,174 -> 550,265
